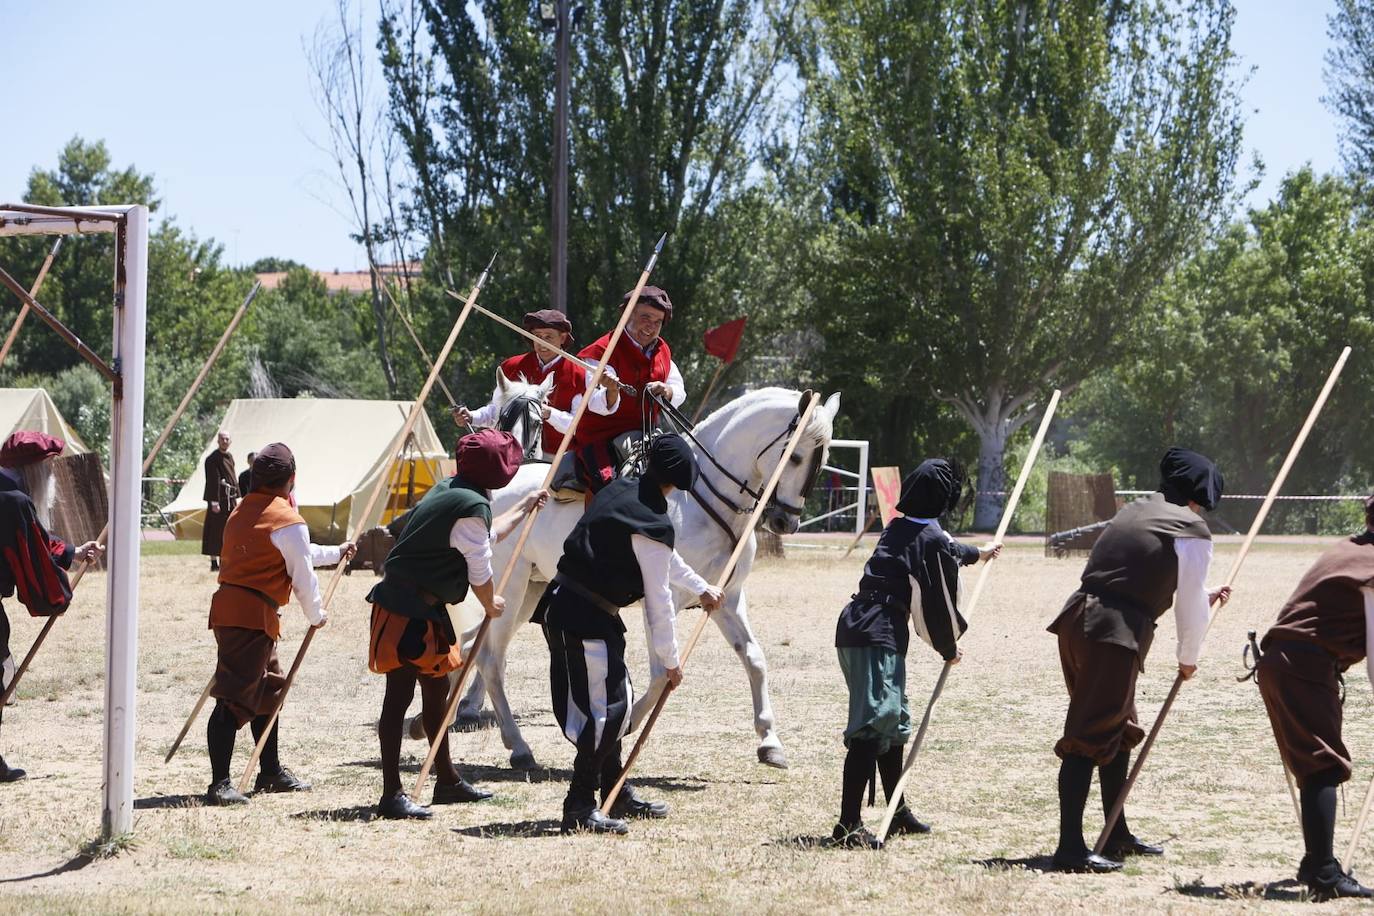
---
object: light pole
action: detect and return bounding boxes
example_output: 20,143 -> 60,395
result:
541,2 -> 582,320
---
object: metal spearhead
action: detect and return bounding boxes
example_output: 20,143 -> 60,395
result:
644,232 -> 667,275
476,250 -> 498,288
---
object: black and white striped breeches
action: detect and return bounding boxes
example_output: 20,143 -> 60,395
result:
544,621 -> 633,806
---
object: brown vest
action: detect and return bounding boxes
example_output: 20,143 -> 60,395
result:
1049,492 -> 1211,660
208,493 -> 308,640
1264,532 -> 1374,668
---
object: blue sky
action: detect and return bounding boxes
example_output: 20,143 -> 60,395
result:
0,0 -> 1345,272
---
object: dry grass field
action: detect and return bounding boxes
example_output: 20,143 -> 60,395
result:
1,538 -> 1372,913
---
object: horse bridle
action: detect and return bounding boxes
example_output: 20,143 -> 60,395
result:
497,392 -> 545,460
645,392 -> 824,541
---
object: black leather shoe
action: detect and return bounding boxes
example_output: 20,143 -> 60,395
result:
1308,859 -> 1374,901
1051,851 -> 1122,873
378,791 -> 432,820
831,823 -> 884,850
561,806 -> 629,835
606,785 -> 668,819
431,778 -> 493,804
0,756 -> 26,783
1102,834 -> 1164,858
254,766 -> 311,793
205,778 -> 249,806
890,807 -> 932,835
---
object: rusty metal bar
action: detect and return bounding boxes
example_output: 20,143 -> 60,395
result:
0,202 -> 126,223
0,262 -> 117,383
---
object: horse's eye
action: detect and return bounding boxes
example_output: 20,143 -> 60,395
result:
788,454 -> 802,465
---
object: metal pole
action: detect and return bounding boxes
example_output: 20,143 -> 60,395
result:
103,206 -> 148,839
854,440 -> 869,538
551,0 -> 570,318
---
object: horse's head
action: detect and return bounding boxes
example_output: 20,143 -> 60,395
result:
493,370 -> 554,461
755,389 -> 841,536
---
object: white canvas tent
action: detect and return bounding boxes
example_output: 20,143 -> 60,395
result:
163,398 -> 450,544
0,387 -> 90,454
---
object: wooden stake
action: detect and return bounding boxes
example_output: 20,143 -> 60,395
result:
164,677 -> 215,763
0,237 -> 62,367
600,391 -> 823,815
236,255 -> 497,792
1345,763 -> 1374,869
689,362 -> 727,424
1,282 -> 262,711
412,234 -> 668,797
841,512 -> 879,560
1092,346 -> 1352,857
874,389 -> 1061,842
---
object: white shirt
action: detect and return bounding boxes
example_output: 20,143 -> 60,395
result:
630,533 -> 710,670
1173,537 -> 1213,666
449,516 -> 494,586
268,524 -> 344,626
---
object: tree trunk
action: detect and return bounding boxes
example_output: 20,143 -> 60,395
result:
972,417 -> 1008,531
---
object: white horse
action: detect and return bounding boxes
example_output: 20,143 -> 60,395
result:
450,385 -> 841,771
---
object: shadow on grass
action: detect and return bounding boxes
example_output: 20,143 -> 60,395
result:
975,855 -> 1060,873
453,819 -> 564,839
768,835 -> 882,851
291,804 -> 378,823
338,759 -> 709,794
0,853 -> 94,883
1171,877 -> 1307,902
133,794 -> 205,810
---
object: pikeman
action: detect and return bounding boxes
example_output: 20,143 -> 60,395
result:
202,431 -> 237,571
538,433 -> 721,834
1251,498 -> 1374,900
574,287 -> 685,496
368,429 -> 547,820
203,444 -> 354,806
452,309 -> 620,459
0,432 -> 101,782
1047,447 -> 1230,872
832,459 -> 999,849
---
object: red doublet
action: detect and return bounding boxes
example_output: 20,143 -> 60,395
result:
499,351 -> 586,454
574,333 -> 673,448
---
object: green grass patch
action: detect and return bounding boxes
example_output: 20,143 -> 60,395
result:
141,539 -> 199,556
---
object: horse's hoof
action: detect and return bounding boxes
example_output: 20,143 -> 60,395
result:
406,716 -> 428,741
510,751 -> 539,771
757,746 -> 789,769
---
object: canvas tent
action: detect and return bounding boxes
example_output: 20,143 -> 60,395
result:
0,388 -> 90,454
163,398 -> 451,544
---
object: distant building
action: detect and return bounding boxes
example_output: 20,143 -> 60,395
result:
254,261 -> 421,295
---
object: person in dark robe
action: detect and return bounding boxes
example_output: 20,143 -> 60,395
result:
538,433 -> 721,835
367,429 -> 547,819
0,431 -> 101,782
1252,497 -> 1374,900
202,431 -> 237,571
237,451 -> 255,502
831,458 -> 1000,849
1047,447 -> 1230,873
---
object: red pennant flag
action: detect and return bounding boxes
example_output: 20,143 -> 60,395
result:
703,317 -> 747,363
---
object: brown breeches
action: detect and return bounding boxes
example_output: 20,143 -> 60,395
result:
1055,601 -> 1145,764
210,625 -> 285,727
1257,643 -> 1352,788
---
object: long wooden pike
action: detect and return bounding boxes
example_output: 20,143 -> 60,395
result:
412,233 -> 667,797
874,389 -> 1061,843
0,237 -> 62,367
1092,346 -> 1352,857
1,282 -> 263,711
599,391 -> 823,815
235,255 -> 497,792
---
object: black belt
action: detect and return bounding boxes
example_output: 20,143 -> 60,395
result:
552,573 -> 622,617
851,589 -> 907,611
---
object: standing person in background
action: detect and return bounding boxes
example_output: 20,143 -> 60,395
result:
202,431 -> 237,571
237,451 -> 256,503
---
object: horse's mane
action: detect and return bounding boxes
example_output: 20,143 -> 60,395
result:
696,386 -> 834,446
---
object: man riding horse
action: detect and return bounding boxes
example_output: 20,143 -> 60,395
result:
575,286 -> 685,497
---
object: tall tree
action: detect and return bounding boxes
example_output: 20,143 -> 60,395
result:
376,0 -> 798,410
800,0 -> 1247,527
1325,0 -> 1374,177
